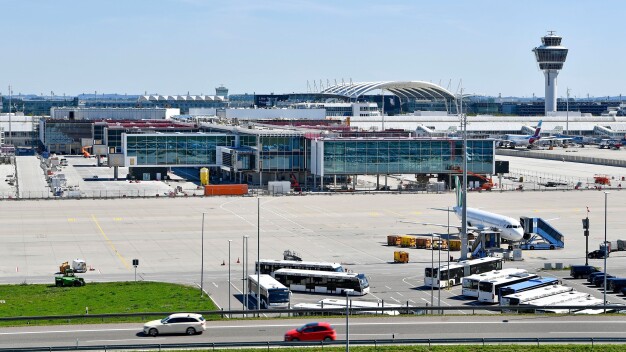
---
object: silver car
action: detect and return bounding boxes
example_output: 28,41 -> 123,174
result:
143,313 -> 206,336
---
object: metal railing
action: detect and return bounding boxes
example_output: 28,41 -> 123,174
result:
1,304 -> 624,323
4,336 -> 626,351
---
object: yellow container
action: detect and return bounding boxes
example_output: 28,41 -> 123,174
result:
200,167 -> 209,186
394,251 -> 409,263
400,235 -> 417,248
448,239 -> 461,251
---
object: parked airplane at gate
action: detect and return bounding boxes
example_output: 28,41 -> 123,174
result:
497,121 -> 544,148
404,177 -> 525,242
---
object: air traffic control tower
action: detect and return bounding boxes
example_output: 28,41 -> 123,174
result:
533,31 -> 568,115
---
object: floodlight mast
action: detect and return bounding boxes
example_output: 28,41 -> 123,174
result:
460,88 -> 468,261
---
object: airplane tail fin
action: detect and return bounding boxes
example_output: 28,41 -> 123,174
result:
455,176 -> 462,208
532,120 -> 543,138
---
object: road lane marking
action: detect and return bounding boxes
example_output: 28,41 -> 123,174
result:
91,214 -> 130,270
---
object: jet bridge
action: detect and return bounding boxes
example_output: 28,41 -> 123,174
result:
519,217 -> 565,250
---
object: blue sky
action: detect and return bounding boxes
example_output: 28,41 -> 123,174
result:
1,0 -> 624,98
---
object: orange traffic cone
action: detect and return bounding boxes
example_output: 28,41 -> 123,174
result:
236,257 -> 240,264
221,260 -> 225,266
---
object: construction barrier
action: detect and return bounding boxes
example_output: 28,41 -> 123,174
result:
204,184 -> 248,196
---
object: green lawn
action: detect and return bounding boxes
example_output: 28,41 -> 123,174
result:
0,281 -> 218,325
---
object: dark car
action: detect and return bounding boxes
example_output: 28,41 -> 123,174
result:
607,278 -> 626,293
587,250 -> 608,259
587,271 -> 607,284
284,322 -> 337,342
621,287 -> 626,296
570,265 -> 600,279
592,274 -> 615,287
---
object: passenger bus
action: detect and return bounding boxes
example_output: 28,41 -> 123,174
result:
521,291 -> 599,314
477,273 -> 538,303
425,257 -> 503,288
461,268 -> 528,298
256,259 -> 344,276
247,274 -> 291,309
500,284 -> 573,307
273,269 -> 369,296
498,277 -> 560,301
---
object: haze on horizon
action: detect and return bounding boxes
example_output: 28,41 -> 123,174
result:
1,0 -> 623,99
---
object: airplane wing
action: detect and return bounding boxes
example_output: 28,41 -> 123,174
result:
398,220 -> 480,231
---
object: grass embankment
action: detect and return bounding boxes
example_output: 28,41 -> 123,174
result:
168,346 -> 622,352
0,281 -> 218,326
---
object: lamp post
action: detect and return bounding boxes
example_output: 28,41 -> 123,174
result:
582,211 -> 590,266
228,239 -> 232,317
345,289 -> 354,352
257,198 -> 261,311
200,212 -> 206,297
242,235 -> 247,312
438,232 -> 442,314
430,235 -> 434,311
603,192 -> 609,313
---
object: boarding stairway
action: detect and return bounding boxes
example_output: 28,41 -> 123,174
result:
519,217 -> 565,250
471,231 -> 501,258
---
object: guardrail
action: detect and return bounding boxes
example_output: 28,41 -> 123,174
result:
1,304 -> 624,323
4,336 -> 626,351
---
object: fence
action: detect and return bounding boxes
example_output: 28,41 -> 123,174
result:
3,337 -> 626,352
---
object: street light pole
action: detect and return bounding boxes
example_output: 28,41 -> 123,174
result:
228,239 -> 232,317
604,192 -> 609,313
200,212 -> 206,297
345,289 -> 354,352
257,198 -> 261,311
242,235 -> 246,312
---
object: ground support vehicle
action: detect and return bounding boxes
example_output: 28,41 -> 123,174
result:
394,251 -> 409,263
54,269 -> 85,287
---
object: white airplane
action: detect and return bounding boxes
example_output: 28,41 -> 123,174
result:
404,177 -> 525,242
497,120 -> 544,148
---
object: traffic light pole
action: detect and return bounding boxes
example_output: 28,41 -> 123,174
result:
582,217 -> 590,266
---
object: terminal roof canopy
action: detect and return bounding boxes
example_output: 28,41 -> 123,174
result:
321,81 -> 455,100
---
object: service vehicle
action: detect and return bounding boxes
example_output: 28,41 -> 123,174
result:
247,274 -> 291,309
501,284 -> 574,307
143,313 -> 206,337
284,322 -> 336,342
256,259 -> 343,276
273,269 -> 369,296
606,277 -> 626,293
461,268 -> 528,298
425,257 -> 503,288
498,276 -> 560,301
54,269 -> 85,287
477,273 -> 538,304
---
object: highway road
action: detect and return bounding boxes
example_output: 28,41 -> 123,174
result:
1,316 -> 626,349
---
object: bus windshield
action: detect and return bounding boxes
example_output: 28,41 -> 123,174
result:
357,274 -> 369,288
268,289 -> 290,302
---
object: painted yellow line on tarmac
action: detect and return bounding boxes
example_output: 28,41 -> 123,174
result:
67,218 -> 76,222
91,215 -> 130,270
369,212 -> 381,217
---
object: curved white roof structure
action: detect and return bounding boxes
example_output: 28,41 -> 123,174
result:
321,81 -> 455,100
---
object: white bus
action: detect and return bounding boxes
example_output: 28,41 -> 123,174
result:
256,259 -> 344,276
425,257 -> 503,288
461,268 -> 528,298
477,273 -> 538,303
247,274 -> 291,309
273,269 -> 369,296
521,291 -> 599,314
500,284 -> 573,307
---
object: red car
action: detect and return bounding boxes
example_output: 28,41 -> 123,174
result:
284,322 -> 337,342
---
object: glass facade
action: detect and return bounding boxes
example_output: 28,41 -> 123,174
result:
44,121 -> 94,154
320,139 -> 493,175
259,135 -> 306,171
125,134 -> 236,166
